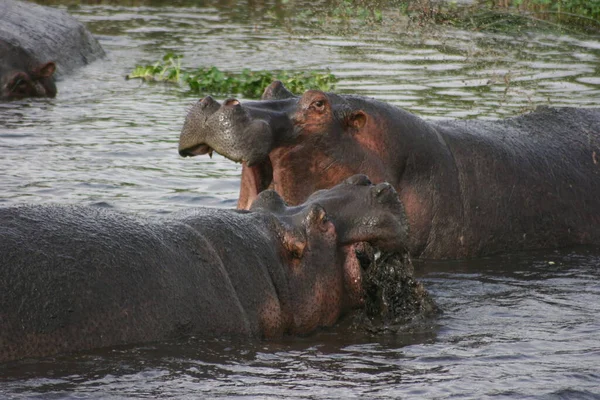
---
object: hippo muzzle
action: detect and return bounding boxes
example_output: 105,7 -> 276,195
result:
179,95 -> 295,166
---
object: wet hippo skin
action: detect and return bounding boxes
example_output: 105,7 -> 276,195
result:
0,0 -> 104,100
178,81 -> 600,259
0,176 -> 408,362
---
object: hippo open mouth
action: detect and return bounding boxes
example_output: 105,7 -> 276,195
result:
183,144 -> 214,158
241,160 -> 274,204
180,145 -> 274,208
178,102 -> 276,207
178,84 -> 302,208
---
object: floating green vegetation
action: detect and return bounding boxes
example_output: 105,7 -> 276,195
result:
127,53 -> 338,99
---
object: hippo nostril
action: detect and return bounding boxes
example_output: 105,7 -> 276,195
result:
200,96 -> 217,108
224,98 -> 240,107
345,174 -> 372,186
374,183 -> 395,200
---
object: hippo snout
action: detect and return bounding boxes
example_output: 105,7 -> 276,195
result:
179,96 -> 275,165
373,182 -> 397,203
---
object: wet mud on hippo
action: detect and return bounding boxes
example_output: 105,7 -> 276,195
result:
0,176 -> 416,363
179,81 -> 600,259
0,0 -> 104,100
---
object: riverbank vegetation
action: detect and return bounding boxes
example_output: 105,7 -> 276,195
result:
301,0 -> 600,34
35,1 -> 599,33
420,0 -> 600,34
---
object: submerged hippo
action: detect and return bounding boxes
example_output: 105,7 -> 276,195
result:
0,176 -> 408,363
0,0 -> 104,100
0,39 -> 56,99
179,81 -> 600,259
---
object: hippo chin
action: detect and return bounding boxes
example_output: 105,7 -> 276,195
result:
0,0 -> 105,100
0,176 -> 408,363
179,81 -> 600,259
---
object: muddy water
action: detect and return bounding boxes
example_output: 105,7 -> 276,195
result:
1,2 -> 600,398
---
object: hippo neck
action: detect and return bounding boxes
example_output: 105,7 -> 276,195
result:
174,209 -> 295,337
360,101 -> 466,258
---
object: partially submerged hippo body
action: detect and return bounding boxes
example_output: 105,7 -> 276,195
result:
0,0 -> 104,100
179,82 -> 600,259
0,177 -> 409,362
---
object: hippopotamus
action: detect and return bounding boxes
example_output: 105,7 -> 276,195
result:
178,81 -> 600,259
0,39 -> 56,99
0,176 -> 408,362
0,0 -> 104,100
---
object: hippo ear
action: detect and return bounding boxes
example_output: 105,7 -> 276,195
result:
250,189 -> 287,213
304,204 -> 330,233
282,230 -> 306,259
35,62 -> 56,78
262,80 -> 296,100
346,111 -> 367,130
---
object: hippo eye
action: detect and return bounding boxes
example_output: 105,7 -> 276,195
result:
11,79 -> 29,94
311,100 -> 326,112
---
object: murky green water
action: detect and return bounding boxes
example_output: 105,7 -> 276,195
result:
1,2 -> 600,398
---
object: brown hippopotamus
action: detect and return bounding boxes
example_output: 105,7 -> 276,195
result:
178,81 -> 600,259
0,39 -> 56,99
0,176 -> 408,363
0,0 -> 104,100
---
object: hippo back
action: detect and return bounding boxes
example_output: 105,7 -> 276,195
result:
0,0 -> 105,77
0,204 -> 261,361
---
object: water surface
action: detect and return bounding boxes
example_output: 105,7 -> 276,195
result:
1,2 -> 599,398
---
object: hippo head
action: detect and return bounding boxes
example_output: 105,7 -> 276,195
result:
250,174 -> 408,336
179,81 -> 401,209
0,41 -> 57,100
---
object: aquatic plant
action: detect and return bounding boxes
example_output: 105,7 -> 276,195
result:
127,53 -> 337,99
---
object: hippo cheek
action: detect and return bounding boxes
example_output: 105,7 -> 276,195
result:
285,257 -> 342,334
296,272 -> 344,331
286,213 -> 349,334
300,241 -> 367,329
257,293 -> 286,339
